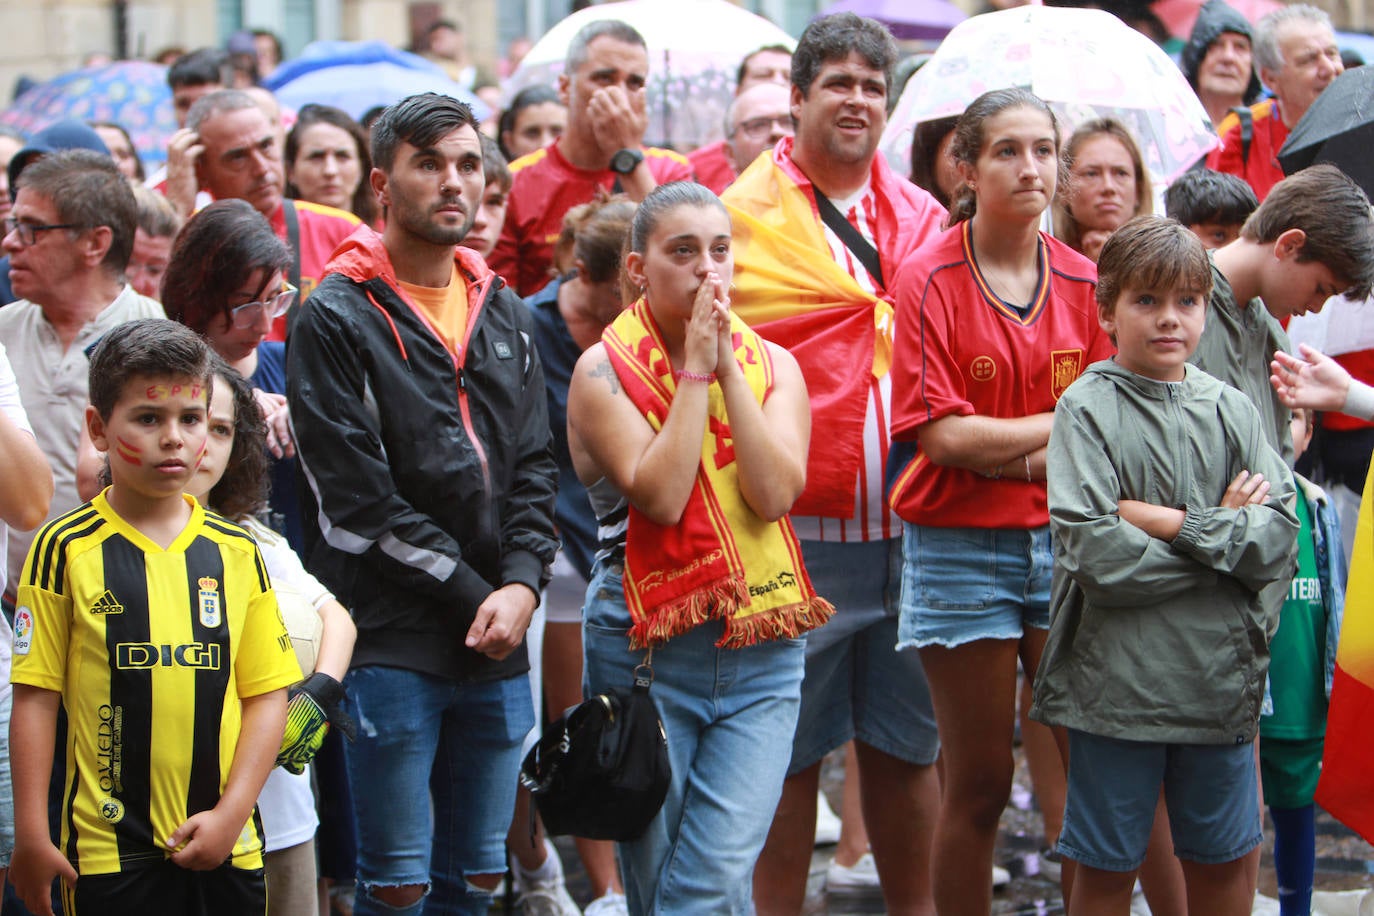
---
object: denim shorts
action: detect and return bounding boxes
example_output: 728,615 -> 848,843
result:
1058,729 -> 1263,872
897,523 -> 1052,649
789,538 -> 939,774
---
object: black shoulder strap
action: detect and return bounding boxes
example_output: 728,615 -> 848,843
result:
1230,106 -> 1253,167
283,198 -> 303,293
813,189 -> 883,290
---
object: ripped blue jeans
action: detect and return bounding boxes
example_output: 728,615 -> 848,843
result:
343,665 -> 534,916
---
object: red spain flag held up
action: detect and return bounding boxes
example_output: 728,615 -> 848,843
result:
1316,462 -> 1374,842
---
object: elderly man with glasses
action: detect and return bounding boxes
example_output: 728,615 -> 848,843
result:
0,149 -> 163,602
691,81 -> 795,195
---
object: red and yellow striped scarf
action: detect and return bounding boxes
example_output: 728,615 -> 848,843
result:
603,298 -> 834,649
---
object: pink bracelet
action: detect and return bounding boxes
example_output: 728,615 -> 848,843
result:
676,370 -> 715,384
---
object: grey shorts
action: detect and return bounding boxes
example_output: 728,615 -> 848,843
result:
788,538 -> 940,775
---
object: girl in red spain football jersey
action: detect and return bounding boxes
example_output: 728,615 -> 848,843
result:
887,88 -> 1114,915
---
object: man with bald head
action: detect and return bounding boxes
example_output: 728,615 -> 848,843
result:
692,81 -> 794,194
690,46 -> 794,194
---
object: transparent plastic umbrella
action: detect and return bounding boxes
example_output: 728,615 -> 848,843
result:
880,6 -> 1218,186
505,0 -> 796,151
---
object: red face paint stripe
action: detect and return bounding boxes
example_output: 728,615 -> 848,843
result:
116,436 -> 143,454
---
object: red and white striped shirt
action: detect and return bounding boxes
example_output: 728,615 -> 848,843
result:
791,183 -> 900,544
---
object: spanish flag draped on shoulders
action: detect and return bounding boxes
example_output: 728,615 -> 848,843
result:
721,137 -> 945,518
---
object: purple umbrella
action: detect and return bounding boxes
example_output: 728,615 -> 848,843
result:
816,0 -> 967,42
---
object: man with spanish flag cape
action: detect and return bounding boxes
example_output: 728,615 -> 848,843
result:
721,13 -> 947,912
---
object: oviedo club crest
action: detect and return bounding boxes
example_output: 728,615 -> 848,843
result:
198,577 -> 221,629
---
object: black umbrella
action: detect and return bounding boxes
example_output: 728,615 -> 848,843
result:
1278,65 -> 1374,196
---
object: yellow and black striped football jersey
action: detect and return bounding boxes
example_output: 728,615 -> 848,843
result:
11,492 -> 300,875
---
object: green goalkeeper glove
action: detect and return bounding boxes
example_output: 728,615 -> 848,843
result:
276,672 -> 357,774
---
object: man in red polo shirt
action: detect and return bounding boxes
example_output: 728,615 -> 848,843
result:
489,20 -> 692,297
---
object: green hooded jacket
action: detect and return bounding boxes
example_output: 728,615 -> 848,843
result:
1032,359 -> 1299,745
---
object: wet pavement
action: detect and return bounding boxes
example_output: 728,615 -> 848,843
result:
535,743 -> 1374,915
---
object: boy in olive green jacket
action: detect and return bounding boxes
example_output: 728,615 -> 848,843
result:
1032,217 -> 1298,916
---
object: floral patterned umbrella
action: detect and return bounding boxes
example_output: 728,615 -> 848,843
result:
504,0 -> 796,152
1,60 -> 175,166
880,5 -> 1218,186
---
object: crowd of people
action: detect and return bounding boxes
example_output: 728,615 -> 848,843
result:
0,3 -> 1371,916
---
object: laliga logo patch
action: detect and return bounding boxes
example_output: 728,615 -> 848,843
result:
13,606 -> 33,655
198,577 -> 221,628
98,796 -> 125,824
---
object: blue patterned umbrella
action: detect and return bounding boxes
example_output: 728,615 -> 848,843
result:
1,60 -> 175,166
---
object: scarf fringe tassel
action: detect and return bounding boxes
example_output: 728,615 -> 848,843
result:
629,576 -> 836,650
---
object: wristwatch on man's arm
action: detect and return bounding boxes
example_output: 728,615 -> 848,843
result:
609,148 -> 645,175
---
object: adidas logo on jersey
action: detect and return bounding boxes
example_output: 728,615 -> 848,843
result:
90,590 -> 124,615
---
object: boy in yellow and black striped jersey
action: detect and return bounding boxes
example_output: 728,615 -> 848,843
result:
9,320 -> 300,916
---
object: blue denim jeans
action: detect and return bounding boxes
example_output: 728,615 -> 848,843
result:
583,559 -> 806,915
343,665 -> 534,916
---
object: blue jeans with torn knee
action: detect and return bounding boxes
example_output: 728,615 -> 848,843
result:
344,665 -> 534,916
583,559 -> 805,915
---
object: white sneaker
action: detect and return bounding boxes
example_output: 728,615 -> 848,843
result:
814,790 -> 842,846
1312,887 -> 1374,916
826,851 -> 881,892
1034,846 -> 1061,882
513,838 -> 580,916
992,864 -> 1011,889
519,885 -> 582,916
584,892 -> 629,916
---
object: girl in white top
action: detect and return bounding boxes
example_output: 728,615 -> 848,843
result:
184,361 -> 356,916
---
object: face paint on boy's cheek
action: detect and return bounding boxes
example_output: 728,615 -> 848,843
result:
115,436 -> 143,466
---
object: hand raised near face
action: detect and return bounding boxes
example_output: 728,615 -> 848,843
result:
682,272 -> 722,378
588,86 -> 648,157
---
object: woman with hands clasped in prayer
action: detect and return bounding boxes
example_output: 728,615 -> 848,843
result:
567,182 -> 832,914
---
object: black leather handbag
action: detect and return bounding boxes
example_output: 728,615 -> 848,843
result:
520,654 -> 670,841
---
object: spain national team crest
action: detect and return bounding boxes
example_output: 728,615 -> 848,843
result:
198,577 -> 221,628
1051,349 -> 1085,400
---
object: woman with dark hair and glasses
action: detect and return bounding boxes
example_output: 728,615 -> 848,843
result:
160,198 -> 301,546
